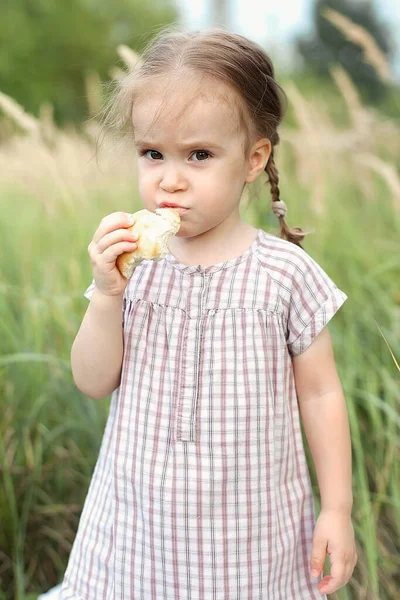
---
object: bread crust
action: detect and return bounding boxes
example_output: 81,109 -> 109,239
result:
116,208 -> 181,279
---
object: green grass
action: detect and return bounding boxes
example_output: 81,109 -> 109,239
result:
1,156 -> 399,599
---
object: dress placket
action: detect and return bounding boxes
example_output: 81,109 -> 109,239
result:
175,270 -> 211,443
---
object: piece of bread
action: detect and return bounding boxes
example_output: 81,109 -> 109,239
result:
116,208 -> 181,279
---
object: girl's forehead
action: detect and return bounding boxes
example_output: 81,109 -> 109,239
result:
132,79 -> 243,142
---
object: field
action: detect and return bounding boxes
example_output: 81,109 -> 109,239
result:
0,41 -> 400,600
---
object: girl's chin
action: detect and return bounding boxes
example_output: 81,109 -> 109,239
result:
175,228 -> 187,237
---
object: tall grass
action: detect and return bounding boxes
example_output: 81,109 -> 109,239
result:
1,36 -> 400,600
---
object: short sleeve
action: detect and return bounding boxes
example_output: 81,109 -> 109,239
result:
286,252 -> 348,357
84,279 -> 95,301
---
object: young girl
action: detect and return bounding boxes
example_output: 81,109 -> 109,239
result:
60,27 -> 357,600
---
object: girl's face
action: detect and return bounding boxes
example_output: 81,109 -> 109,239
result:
132,79 -> 261,239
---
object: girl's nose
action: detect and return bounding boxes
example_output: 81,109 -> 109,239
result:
159,167 -> 187,193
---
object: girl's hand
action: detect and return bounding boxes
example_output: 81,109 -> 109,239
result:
88,212 -> 138,297
310,508 -> 357,595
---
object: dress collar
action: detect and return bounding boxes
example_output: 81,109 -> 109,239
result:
164,228 -> 263,275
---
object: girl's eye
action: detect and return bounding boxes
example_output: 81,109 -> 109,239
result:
191,150 -> 211,161
140,149 -> 212,162
141,150 -> 162,160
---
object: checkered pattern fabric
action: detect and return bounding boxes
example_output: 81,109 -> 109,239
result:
60,229 -> 347,599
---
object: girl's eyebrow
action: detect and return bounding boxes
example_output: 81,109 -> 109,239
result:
134,138 -> 223,149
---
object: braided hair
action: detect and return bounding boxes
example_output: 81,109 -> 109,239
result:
265,133 -> 306,247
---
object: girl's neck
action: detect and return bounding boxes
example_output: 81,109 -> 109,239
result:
167,219 -> 258,269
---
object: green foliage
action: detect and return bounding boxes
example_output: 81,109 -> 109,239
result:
0,0 -> 179,125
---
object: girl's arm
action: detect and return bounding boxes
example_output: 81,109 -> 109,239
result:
292,326 -> 357,594
71,287 -> 125,400
292,326 -> 353,513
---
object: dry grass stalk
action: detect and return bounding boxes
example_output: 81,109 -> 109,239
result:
0,90 -> 40,136
284,81 -> 317,133
283,76 -> 400,217
0,125 -> 136,218
0,116 -> 16,141
85,71 -> 103,118
39,102 -> 58,146
117,45 -> 143,71
329,64 -> 368,131
109,67 -> 127,82
355,153 -> 400,210
283,82 -> 343,215
322,8 -> 394,84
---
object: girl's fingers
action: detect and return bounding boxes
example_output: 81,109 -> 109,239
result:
318,560 -> 353,594
317,562 -> 341,593
93,212 -> 135,245
310,537 -> 326,577
100,241 -> 137,265
318,575 -> 334,592
96,228 -> 138,254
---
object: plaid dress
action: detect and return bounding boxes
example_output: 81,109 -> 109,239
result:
60,228 -> 347,600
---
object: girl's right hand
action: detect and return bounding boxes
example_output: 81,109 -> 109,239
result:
88,211 -> 138,297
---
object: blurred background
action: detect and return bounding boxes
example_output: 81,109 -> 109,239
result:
0,1 -> 399,599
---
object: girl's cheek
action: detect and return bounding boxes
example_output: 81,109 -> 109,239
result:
138,177 -> 153,194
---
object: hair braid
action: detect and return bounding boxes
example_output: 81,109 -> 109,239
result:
265,141 -> 309,248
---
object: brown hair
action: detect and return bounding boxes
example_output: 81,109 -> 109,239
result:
99,26 -> 309,247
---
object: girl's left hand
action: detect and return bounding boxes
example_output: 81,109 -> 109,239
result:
310,508 -> 358,595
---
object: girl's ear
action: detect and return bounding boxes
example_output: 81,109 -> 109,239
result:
244,138 -> 271,184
